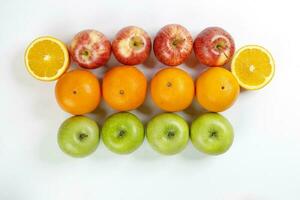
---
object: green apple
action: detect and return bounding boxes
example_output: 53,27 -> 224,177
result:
146,113 -> 189,155
102,112 -> 144,154
57,116 -> 100,158
191,113 -> 234,155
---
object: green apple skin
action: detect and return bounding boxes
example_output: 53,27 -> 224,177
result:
57,116 -> 100,158
146,113 -> 189,155
191,113 -> 234,155
102,112 -> 144,154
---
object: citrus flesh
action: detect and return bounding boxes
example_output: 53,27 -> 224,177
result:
25,36 -> 69,81
231,45 -> 275,90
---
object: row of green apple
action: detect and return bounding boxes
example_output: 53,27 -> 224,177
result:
58,112 -> 234,157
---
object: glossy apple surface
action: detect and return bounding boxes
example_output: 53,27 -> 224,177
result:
70,29 -> 111,69
146,113 -> 189,155
57,116 -> 100,157
191,113 -> 234,155
153,24 -> 193,66
112,26 -> 151,65
193,27 -> 235,67
102,112 -> 144,154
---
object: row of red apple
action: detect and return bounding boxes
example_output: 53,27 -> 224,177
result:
70,24 -> 234,69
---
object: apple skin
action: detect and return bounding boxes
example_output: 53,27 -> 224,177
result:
112,26 -> 151,65
69,29 -> 111,69
191,113 -> 234,155
153,24 -> 193,66
146,113 -> 189,155
193,27 -> 235,67
102,112 -> 144,154
57,116 -> 100,158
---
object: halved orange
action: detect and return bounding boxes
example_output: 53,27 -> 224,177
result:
231,45 -> 275,90
24,36 -> 70,81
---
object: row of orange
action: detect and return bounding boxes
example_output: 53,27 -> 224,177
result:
55,65 -> 239,115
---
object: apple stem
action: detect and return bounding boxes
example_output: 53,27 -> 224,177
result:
167,131 -> 175,138
209,131 -> 218,138
222,52 -> 229,59
130,36 -> 144,50
81,50 -> 89,57
172,38 -> 185,47
118,130 -> 126,138
216,44 -> 223,50
79,133 -> 88,141
216,44 -> 229,59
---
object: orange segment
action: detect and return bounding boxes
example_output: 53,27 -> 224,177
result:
231,45 -> 275,90
24,36 -> 69,81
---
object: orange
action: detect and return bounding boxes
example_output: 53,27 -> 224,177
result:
55,70 -> 101,115
196,67 -> 240,112
231,45 -> 275,90
151,67 -> 194,112
102,66 -> 147,111
24,36 -> 69,81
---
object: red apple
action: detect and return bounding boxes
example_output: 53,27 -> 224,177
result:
112,26 -> 151,65
70,29 -> 111,69
153,24 -> 193,66
193,27 -> 235,67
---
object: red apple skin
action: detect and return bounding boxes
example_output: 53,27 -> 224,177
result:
193,27 -> 235,67
112,26 -> 151,65
153,24 -> 193,66
70,29 -> 111,69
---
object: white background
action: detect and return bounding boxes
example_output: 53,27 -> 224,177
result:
1,0 -> 300,199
